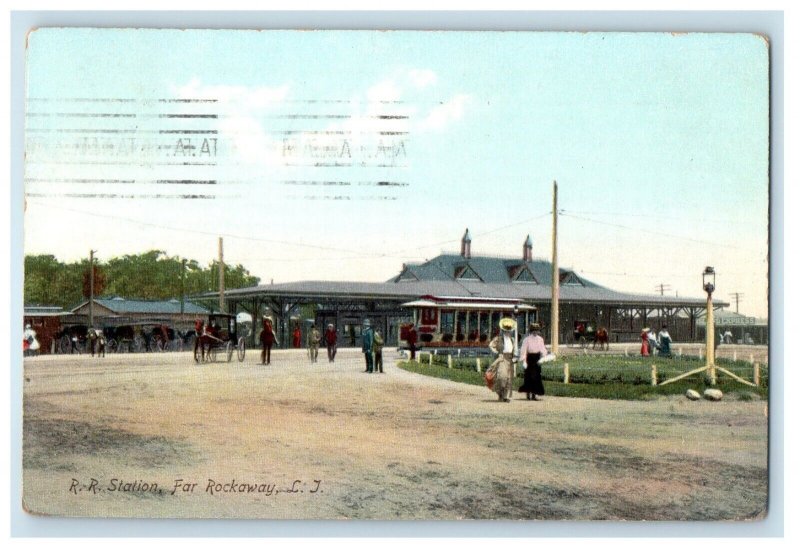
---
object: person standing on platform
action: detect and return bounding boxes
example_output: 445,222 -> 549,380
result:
23,324 -> 39,357
373,329 -> 385,373
307,324 -> 321,363
406,324 -> 418,361
518,323 -> 547,400
324,323 -> 338,363
362,319 -> 375,373
260,318 -> 276,365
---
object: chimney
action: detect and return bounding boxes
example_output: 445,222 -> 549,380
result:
460,228 -> 472,259
523,234 -> 533,262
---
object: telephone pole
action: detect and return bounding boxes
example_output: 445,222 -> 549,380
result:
180,258 -> 187,322
654,283 -> 672,296
89,249 -> 96,328
550,180 -> 559,354
729,292 -> 744,314
218,237 -> 225,313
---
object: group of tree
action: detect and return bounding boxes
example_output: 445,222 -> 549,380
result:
24,250 -> 260,309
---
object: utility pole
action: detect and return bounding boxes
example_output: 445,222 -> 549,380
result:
654,283 -> 672,296
218,237 -> 225,313
89,249 -> 96,328
550,180 -> 559,354
729,292 -> 744,314
180,258 -> 187,322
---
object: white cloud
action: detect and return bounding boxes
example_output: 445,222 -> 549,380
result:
366,79 -> 402,103
418,94 -> 471,131
407,68 -> 437,89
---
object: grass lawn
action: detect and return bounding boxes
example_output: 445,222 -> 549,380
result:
398,353 -> 768,401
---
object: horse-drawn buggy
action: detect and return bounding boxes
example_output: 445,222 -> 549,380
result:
55,324 -> 91,354
101,320 -> 186,353
572,320 -> 609,350
193,313 -> 246,363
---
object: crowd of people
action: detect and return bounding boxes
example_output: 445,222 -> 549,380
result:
640,325 -> 672,357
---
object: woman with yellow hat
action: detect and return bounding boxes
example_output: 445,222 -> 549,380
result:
487,317 -> 518,402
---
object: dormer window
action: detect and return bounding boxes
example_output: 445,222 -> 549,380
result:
560,271 -> 584,286
513,268 -> 537,283
454,264 -> 481,281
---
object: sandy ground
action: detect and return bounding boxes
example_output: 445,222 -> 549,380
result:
22,348 -> 768,520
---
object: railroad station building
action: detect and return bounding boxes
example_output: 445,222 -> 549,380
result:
199,230 -> 725,348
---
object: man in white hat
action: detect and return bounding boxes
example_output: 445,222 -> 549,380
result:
487,318 -> 518,402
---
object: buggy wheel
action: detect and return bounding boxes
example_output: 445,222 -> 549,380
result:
225,340 -> 234,362
108,338 -> 118,353
134,335 -> 146,353
237,337 -> 246,362
174,338 -> 183,352
209,346 -> 219,362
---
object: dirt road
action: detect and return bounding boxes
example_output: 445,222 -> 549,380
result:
22,348 -> 768,520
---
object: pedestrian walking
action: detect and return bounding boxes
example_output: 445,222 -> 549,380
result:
487,318 -> 517,402
362,319 -> 375,373
96,330 -> 106,357
292,325 -> 302,349
307,324 -> 321,363
640,328 -> 650,357
373,329 -> 385,373
324,323 -> 338,362
260,318 -> 276,365
518,323 -> 547,400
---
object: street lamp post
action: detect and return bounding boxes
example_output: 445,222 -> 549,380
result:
703,266 -> 716,385
661,266 -> 756,389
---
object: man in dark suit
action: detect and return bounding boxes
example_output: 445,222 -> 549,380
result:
362,319 -> 374,373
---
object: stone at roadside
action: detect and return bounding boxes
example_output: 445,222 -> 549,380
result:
703,389 -> 724,401
685,389 -> 701,401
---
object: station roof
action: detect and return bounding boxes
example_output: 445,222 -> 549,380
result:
213,276 -> 720,309
71,297 -> 209,315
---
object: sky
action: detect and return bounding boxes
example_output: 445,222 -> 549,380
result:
22,29 -> 769,317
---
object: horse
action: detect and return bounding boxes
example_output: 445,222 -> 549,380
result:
593,327 -> 609,351
194,324 -> 221,362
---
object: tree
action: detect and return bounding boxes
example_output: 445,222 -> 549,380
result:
24,251 -> 260,308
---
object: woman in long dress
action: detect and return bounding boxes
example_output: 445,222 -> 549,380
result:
518,323 -> 547,400
487,318 -> 517,402
640,327 -> 650,357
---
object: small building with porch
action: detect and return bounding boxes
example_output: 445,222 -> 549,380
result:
69,297 -> 209,331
